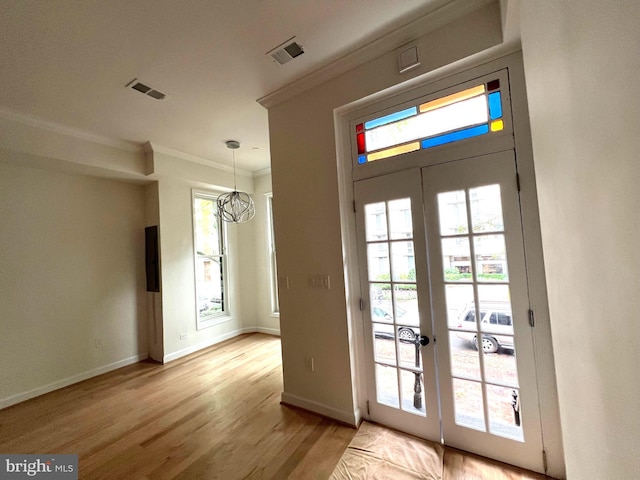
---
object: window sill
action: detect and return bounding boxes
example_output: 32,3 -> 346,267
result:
197,314 -> 232,331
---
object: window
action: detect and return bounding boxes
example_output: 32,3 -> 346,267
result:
267,194 -> 279,314
355,78 -> 505,164
193,192 -> 227,328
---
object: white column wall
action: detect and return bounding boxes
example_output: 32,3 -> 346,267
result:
520,1 -> 640,477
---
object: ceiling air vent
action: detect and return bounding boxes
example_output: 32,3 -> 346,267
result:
267,37 -> 304,65
126,79 -> 167,100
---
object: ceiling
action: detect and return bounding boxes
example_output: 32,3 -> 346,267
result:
0,0 -> 464,172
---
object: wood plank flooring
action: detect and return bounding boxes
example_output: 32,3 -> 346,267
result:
0,333 -> 554,479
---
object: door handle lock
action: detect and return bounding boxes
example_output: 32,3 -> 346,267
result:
419,335 -> 430,346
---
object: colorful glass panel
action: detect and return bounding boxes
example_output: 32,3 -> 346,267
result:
364,106 -> 417,130
490,120 -> 504,132
488,92 -> 502,120
487,79 -> 500,91
367,142 -> 420,162
355,79 -> 507,165
419,85 -> 485,114
421,124 -> 489,149
365,96 -> 487,152
357,131 -> 366,154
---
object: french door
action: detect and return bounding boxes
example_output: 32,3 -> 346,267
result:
355,150 -> 544,472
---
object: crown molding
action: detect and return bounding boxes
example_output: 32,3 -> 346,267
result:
257,0 -> 494,109
0,107 -> 141,153
147,142 -> 252,177
252,166 -> 272,178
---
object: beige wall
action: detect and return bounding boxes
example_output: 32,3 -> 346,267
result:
0,161 -> 147,406
268,2 -> 503,422
157,177 -> 253,360
520,1 -> 640,477
0,120 -> 277,406
251,172 -> 280,334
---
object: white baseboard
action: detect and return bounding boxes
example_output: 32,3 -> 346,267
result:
1,327 -> 281,409
255,326 -> 280,336
0,353 -> 148,410
163,327 -> 281,363
281,391 -> 359,427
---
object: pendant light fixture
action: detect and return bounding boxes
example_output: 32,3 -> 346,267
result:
217,140 -> 255,223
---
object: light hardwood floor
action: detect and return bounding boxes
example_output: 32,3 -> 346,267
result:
0,333 -> 553,479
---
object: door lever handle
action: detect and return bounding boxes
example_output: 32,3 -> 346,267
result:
419,335 -> 430,346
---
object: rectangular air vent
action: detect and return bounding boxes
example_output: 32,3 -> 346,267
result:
267,37 -> 304,65
126,79 -> 167,100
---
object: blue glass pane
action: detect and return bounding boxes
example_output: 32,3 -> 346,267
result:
358,155 -> 367,164
365,106 -> 417,130
421,124 -> 489,149
488,92 -> 502,120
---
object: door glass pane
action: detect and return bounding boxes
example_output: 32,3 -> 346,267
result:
373,323 -> 396,365
442,237 -> 472,282
398,326 -> 421,369
484,345 -> 518,387
470,184 -> 504,233
478,285 -> 513,335
445,284 -> 474,329
487,385 -> 524,442
394,284 -> 418,326
364,197 -> 426,418
474,234 -> 508,282
453,378 -> 485,432
400,369 -> 426,416
365,202 -> 387,241
376,364 -> 400,408
391,241 -> 415,281
370,283 -> 393,323
438,190 -> 468,235
367,243 -> 389,281
388,198 -> 412,239
449,332 -> 481,380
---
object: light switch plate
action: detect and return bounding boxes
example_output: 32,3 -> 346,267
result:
308,274 -> 330,290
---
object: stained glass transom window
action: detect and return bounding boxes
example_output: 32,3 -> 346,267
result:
356,79 -> 505,164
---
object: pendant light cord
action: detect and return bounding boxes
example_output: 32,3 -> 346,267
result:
232,149 -> 237,191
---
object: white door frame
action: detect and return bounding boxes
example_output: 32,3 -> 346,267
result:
334,51 -> 564,477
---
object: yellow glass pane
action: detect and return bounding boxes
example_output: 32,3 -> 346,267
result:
490,119 -> 504,132
367,142 -> 420,162
419,85 -> 485,114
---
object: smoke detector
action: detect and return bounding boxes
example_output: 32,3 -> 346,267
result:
126,79 -> 168,100
267,37 -> 305,65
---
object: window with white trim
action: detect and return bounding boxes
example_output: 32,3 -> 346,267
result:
193,192 -> 227,328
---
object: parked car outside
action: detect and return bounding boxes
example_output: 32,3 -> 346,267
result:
455,302 -> 514,353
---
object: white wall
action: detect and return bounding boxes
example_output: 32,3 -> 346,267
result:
149,147 -> 277,362
0,117 -> 278,406
157,177 -> 255,360
520,2 -> 640,477
0,161 -> 147,407
144,182 -> 164,362
252,172 -> 280,335
267,2 -> 502,423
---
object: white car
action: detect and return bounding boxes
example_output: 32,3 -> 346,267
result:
455,302 -> 514,353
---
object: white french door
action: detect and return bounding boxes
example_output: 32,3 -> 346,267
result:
355,150 -> 545,472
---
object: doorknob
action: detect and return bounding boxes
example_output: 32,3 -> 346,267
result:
419,335 -> 430,346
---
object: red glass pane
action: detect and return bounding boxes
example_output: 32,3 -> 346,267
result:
357,132 -> 366,154
487,79 -> 500,91
356,123 -> 364,134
